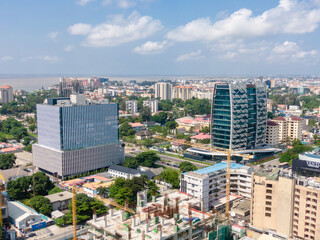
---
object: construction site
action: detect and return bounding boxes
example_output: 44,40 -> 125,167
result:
85,190 -> 244,240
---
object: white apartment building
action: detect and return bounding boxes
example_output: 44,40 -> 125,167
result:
143,99 -> 158,113
273,116 -> 303,142
180,162 -> 253,211
108,165 -> 141,180
0,85 -> 13,103
191,90 -> 213,100
266,120 -> 280,146
172,86 -> 192,101
155,82 -> 172,100
125,100 -> 138,114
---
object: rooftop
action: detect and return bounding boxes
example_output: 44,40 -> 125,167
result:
267,120 -> 279,126
192,162 -> 246,175
45,191 -> 73,203
109,165 -> 140,175
0,167 -> 29,181
83,181 -> 114,191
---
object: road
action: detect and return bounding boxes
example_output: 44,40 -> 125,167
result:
51,228 -> 88,240
125,151 -> 210,168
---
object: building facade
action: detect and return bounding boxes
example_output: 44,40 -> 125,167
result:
0,85 -> 13,103
125,100 -> 138,114
155,82 -> 172,100
172,86 -> 192,101
143,99 -> 158,113
33,95 -> 124,178
211,82 -> 267,150
180,162 -> 253,211
273,116 -> 303,142
266,120 -> 280,146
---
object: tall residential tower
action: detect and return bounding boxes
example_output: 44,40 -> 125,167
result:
155,82 -> 172,100
33,95 -> 124,178
211,82 -> 267,150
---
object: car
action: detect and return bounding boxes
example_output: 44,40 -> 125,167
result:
26,233 -> 36,238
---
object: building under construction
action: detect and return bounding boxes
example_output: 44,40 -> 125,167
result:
86,191 -> 222,240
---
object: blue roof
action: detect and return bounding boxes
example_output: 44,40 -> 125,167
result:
192,162 -> 245,175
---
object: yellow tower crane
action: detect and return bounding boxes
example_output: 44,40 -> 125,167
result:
72,185 -> 77,240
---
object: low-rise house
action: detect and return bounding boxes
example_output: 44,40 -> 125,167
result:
0,167 -> 31,186
108,165 -> 155,180
129,122 -> 145,132
171,142 -> 185,152
8,201 -> 42,229
45,191 -> 73,211
190,133 -> 211,143
135,130 -> 153,140
83,181 -> 113,197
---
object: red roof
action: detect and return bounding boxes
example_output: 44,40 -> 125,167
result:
191,133 -> 211,140
267,120 -> 279,126
129,122 -> 144,127
273,116 -> 286,121
0,85 -> 12,89
290,116 -> 302,121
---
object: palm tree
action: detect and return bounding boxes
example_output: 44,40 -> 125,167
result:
97,186 -> 108,198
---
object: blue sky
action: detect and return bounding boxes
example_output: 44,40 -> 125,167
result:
1,0 -> 320,75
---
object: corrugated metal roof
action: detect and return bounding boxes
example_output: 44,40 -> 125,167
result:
193,162 -> 245,175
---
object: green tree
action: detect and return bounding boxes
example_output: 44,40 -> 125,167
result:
29,124 -> 36,132
122,156 -> 139,169
146,180 -> 159,200
160,168 -> 180,188
48,186 -> 63,195
97,186 -> 108,198
7,176 -> 31,200
10,127 -> 28,140
119,122 -> 136,138
1,117 -> 23,134
22,136 -> 32,146
166,121 -> 177,129
0,136 -> 7,143
199,126 -> 210,134
31,172 -> 55,196
30,196 -> 53,216
24,144 -> 32,153
179,161 -> 197,172
151,112 -> 167,125
0,153 -> 16,170
136,151 -> 160,167
142,139 -> 153,148
159,100 -> 173,111
140,106 -> 151,122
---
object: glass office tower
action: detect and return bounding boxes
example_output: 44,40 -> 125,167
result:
211,82 -> 267,150
33,95 -> 124,178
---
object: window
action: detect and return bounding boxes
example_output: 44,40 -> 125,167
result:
266,195 -> 272,200
265,207 -> 271,211
266,189 -> 272,194
266,201 -> 272,206
266,184 -> 272,188
265,213 -> 271,217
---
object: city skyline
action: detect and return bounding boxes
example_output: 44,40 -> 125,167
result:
1,0 -> 320,75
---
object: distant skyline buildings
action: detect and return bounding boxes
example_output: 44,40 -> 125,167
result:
155,82 -> 172,101
0,85 -> 13,103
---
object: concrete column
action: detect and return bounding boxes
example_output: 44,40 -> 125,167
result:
110,208 -> 114,217
145,219 -> 149,232
161,217 -> 165,226
93,210 -> 97,222
173,233 -> 178,240
104,215 -> 107,228
188,227 -> 192,240
132,217 -> 136,228
121,211 -> 124,221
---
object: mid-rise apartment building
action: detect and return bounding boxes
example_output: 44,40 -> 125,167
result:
266,120 -> 280,146
180,162 -> 253,211
211,82 -> 267,150
172,86 -> 192,101
251,170 -> 320,239
143,99 -> 158,113
155,82 -> 172,100
33,95 -> 124,178
0,85 -> 13,103
272,116 -> 303,141
125,100 -> 138,114
191,90 -> 213,100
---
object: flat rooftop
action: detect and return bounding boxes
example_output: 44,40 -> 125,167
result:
192,162 -> 245,175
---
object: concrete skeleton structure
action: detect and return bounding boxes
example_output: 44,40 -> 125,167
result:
87,191 -> 214,240
180,162 -> 253,212
33,94 -> 124,178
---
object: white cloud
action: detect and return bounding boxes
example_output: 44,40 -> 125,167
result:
22,56 -> 60,62
118,0 -> 136,8
133,41 -> 169,55
68,12 -> 163,47
76,0 -> 95,6
176,50 -> 203,62
68,23 -> 92,35
167,0 -> 320,42
48,31 -> 58,39
270,41 -> 318,60
101,0 -> 112,6
64,45 -> 75,52
1,56 -> 14,61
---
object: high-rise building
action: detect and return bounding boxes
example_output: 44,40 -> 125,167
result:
155,82 -> 172,100
33,94 -> 124,178
172,86 -> 192,101
143,99 -> 158,113
125,100 -> 138,114
180,162 -> 253,211
251,170 -> 320,239
272,116 -> 303,142
0,85 -> 13,103
266,120 -> 280,146
211,82 -> 267,150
